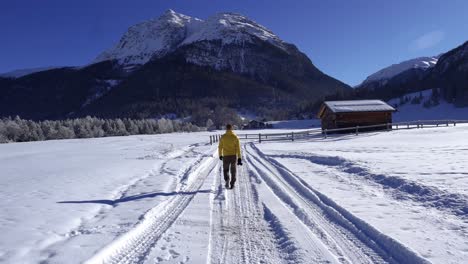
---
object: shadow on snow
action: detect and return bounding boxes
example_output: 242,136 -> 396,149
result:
57,189 -> 211,206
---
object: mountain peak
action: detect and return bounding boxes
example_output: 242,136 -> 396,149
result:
93,10 -> 286,67
361,55 -> 440,85
158,9 -> 193,24
165,9 -> 176,15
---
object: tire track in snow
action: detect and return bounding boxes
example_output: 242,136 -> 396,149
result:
42,145 -> 208,263
246,143 -> 430,264
85,148 -> 218,264
261,204 -> 303,263
267,152 -> 468,219
207,153 -> 285,264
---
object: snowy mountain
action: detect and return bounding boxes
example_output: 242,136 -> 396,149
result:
92,10 -> 298,79
93,10 -> 287,69
355,41 -> 468,107
0,10 -> 350,120
361,56 -> 439,85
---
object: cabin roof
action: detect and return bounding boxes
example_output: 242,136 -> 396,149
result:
318,100 -> 396,117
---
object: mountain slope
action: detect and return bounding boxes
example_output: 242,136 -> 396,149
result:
93,10 -> 288,68
0,62 -> 123,120
0,66 -> 62,78
361,56 -> 438,85
0,10 -> 351,121
388,89 -> 468,122
355,41 -> 468,106
428,41 -> 468,106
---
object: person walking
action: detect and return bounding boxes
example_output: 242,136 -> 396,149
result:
218,124 -> 242,189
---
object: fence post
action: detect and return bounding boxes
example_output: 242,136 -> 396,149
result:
421,124 -> 424,129
396,124 -> 398,130
210,135 -> 213,145
355,126 -> 359,135
324,129 -> 328,139
446,121 -> 449,126
259,133 -> 262,143
407,123 -> 409,129
245,134 -> 247,139
387,123 -> 390,131
291,132 -> 294,141
454,121 -> 457,126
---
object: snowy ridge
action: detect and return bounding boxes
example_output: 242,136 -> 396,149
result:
93,10 -> 287,66
362,56 -> 439,84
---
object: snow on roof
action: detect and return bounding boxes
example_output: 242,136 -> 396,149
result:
324,100 -> 396,113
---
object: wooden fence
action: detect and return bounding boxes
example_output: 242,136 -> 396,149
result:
209,119 -> 468,144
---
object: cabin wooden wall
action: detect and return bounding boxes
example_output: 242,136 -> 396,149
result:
320,108 -> 392,130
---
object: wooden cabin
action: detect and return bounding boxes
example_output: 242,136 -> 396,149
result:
242,120 -> 271,130
317,100 -> 396,131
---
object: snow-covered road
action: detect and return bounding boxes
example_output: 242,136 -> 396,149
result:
1,125 -> 467,263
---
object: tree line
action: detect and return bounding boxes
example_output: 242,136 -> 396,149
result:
0,116 -> 200,143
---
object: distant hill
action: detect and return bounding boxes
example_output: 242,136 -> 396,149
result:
355,41 -> 468,107
0,66 -> 62,78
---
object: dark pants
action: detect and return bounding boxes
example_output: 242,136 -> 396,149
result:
223,155 -> 237,184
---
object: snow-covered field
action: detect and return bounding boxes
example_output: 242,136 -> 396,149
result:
1,124 -> 467,263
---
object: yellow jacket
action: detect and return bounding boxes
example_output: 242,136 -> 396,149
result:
218,130 -> 241,157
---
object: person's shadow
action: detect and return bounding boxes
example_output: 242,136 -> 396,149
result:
57,189 -> 211,206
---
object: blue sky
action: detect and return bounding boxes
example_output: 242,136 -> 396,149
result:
1,0 -> 467,85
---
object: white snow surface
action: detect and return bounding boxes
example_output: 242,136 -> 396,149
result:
1,125 -> 467,263
269,119 -> 321,129
93,9 -> 286,66
324,100 -> 395,113
255,125 -> 468,264
362,56 -> 439,84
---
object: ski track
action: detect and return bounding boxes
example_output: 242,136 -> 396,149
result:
57,145 -> 203,233
208,159 -> 272,264
80,141 -> 433,264
266,152 -> 468,219
84,145 -> 218,264
37,144 -> 209,263
246,143 -> 430,264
